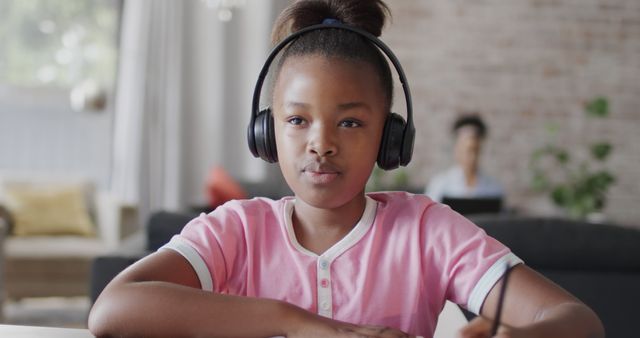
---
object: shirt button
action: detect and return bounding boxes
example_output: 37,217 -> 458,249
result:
321,301 -> 331,310
320,278 -> 329,288
319,260 -> 329,269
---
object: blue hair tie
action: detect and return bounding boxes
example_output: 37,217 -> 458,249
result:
322,18 -> 342,25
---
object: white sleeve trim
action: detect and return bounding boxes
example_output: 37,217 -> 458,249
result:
467,252 -> 523,314
159,237 -> 214,292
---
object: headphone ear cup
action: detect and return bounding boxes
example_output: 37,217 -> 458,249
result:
377,112 -> 406,170
400,123 -> 415,166
252,108 -> 278,163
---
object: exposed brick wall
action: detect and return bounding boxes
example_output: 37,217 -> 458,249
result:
381,0 -> 640,227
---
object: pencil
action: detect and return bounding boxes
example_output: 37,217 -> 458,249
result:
490,262 -> 512,336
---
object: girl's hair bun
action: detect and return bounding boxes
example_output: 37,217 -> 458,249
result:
272,0 -> 390,44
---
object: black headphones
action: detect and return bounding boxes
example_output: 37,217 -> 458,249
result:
247,22 -> 415,170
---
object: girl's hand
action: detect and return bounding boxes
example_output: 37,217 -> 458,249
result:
290,324 -> 416,338
337,324 -> 416,338
457,316 -> 528,338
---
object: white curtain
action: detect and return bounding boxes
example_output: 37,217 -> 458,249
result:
110,0 -> 183,223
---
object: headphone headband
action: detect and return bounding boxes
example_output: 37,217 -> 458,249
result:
248,22 -> 415,168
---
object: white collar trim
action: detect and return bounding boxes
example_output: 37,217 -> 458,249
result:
283,196 -> 377,261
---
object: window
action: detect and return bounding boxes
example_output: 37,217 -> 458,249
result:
0,0 -> 122,190
0,0 -> 121,89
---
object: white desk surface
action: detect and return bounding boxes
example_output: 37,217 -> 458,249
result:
0,302 -> 467,338
433,301 -> 469,338
0,324 -> 94,338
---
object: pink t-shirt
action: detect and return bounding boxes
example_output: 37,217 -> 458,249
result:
161,192 -> 522,337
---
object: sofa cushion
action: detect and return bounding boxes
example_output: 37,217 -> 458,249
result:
470,215 -> 640,271
460,215 -> 640,338
146,211 -> 198,251
4,183 -> 95,237
542,269 -> 639,338
91,255 -> 142,303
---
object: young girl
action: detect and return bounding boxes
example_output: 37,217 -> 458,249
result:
89,1 -> 604,337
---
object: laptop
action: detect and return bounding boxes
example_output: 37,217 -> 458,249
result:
441,196 -> 503,216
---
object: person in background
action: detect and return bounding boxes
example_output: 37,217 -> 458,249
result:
426,114 -> 503,202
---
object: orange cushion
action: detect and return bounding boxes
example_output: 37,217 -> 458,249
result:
205,167 -> 247,209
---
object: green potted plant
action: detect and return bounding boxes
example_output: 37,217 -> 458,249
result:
366,166 -> 410,192
529,97 -> 616,220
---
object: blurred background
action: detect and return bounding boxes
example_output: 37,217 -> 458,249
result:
0,0 -> 638,330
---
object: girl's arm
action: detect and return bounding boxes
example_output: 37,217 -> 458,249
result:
458,264 -> 605,338
88,250 -> 294,337
88,250 -> 415,338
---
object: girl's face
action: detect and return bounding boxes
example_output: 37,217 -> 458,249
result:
273,55 -> 387,210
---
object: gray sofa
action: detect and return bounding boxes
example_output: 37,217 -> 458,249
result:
468,214 -> 640,338
90,209 -> 640,338
0,174 -> 130,300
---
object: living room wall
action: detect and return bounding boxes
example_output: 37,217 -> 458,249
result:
2,0 -> 637,228
379,0 -> 640,227
179,0 -> 639,226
